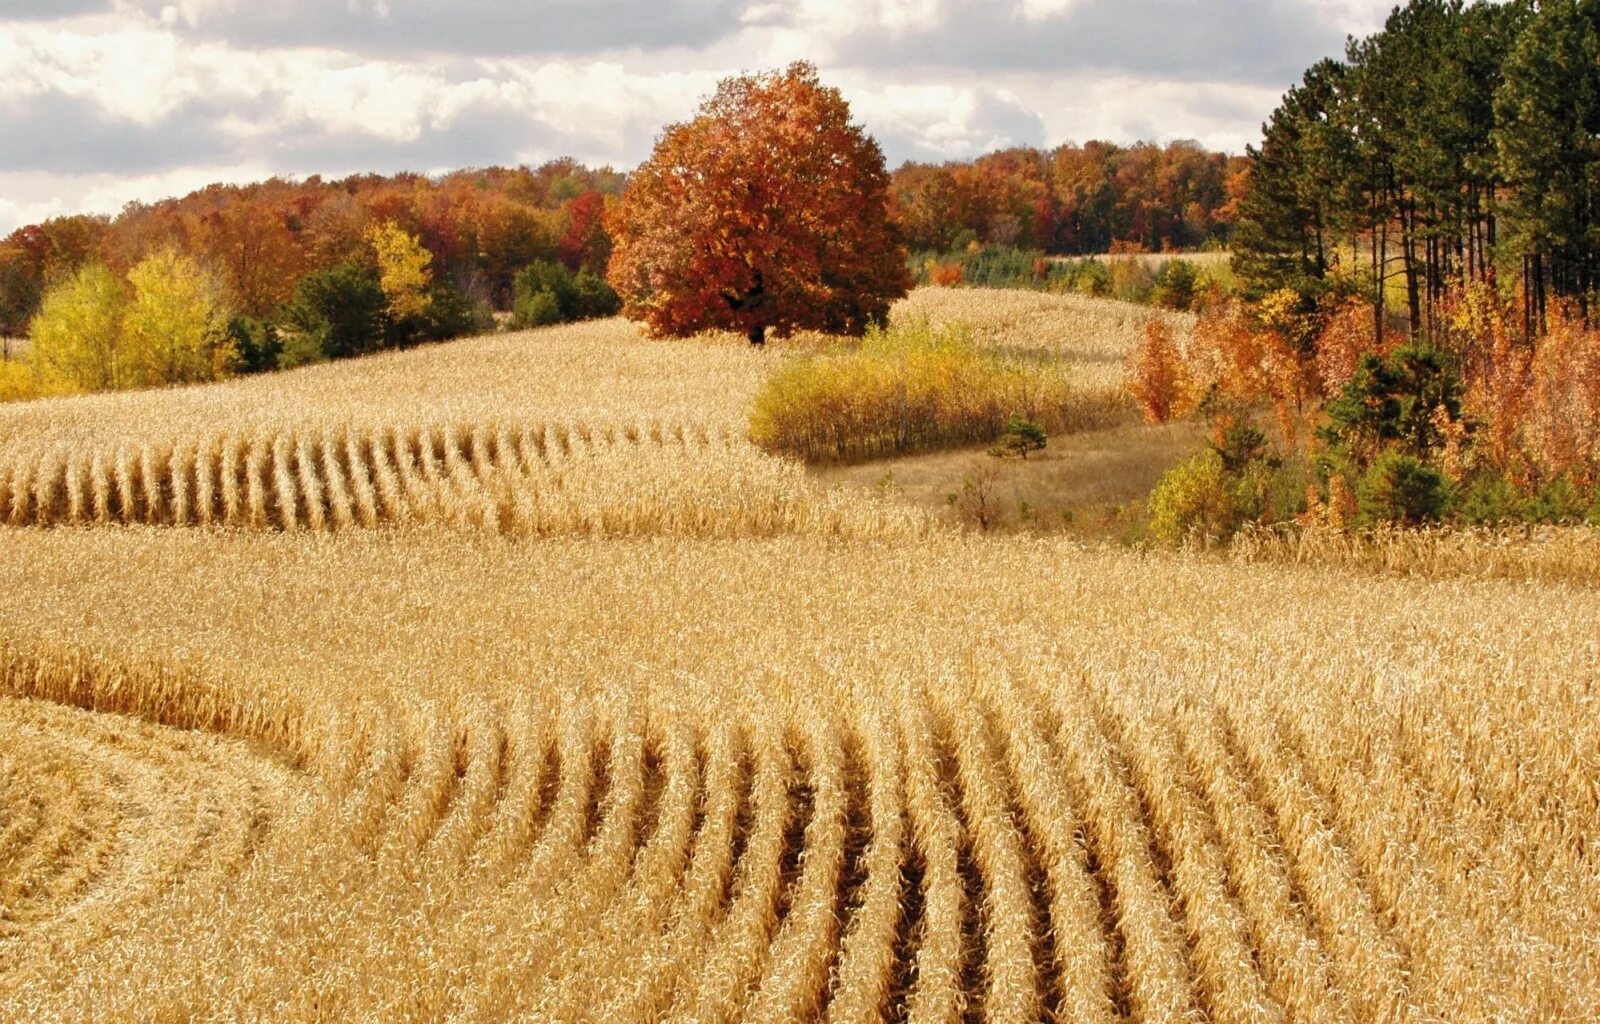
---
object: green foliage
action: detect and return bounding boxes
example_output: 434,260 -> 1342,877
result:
573,270 -> 623,319
1209,419 -> 1270,473
513,290 -> 563,329
1152,259 -> 1200,311
1148,449 -> 1241,545
511,260 -> 621,329
1321,345 -> 1463,464
1356,450 -> 1448,527
281,263 -> 387,362
1262,458 -> 1316,523
749,319 -> 1076,462
1452,470 -> 1524,526
1522,475 -> 1595,525
990,416 -> 1047,459
1072,258 -> 1112,297
907,247 -> 1234,311
227,316 -> 281,374
417,282 -> 494,343
277,330 -> 329,370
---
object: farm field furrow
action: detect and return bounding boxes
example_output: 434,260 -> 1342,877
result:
1,292 -> 1595,1021
0,526 -> 1595,1021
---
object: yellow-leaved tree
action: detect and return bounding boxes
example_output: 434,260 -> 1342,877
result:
366,220 -> 432,321
28,251 -> 235,395
28,263 -> 127,393
123,248 -> 236,387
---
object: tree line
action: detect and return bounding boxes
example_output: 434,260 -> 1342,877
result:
1236,0 -> 1600,339
1,142 -> 1247,353
0,162 -> 626,395
891,141 -> 1249,256
0,161 -> 621,336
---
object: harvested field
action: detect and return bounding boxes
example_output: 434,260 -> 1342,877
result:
1,291 -> 1595,1021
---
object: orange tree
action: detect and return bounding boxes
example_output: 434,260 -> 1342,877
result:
608,62 -> 910,346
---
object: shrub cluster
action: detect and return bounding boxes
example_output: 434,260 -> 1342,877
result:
749,319 -> 1075,462
273,262 -> 493,370
4,221 -> 505,398
510,260 -> 621,329
18,252 -> 235,396
910,247 -> 1235,312
1131,278 -> 1600,545
1146,333 -> 1600,545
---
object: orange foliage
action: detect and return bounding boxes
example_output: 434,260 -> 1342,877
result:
1314,297 -> 1389,394
1443,284 -> 1530,478
0,163 -> 625,330
929,260 -> 964,288
1125,320 -> 1193,423
608,63 -> 910,346
1187,300 -> 1266,404
1524,309 -> 1600,485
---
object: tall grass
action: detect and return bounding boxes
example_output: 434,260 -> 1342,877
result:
749,320 -> 1096,462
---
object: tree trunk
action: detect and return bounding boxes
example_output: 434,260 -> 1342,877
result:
748,324 -> 766,347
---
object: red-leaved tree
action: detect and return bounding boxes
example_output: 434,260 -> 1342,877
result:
607,62 -> 911,346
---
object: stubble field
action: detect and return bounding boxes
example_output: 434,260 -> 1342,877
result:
1,289 -> 1595,1022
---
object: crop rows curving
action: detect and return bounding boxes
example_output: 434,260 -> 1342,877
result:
2,631 -> 1594,1022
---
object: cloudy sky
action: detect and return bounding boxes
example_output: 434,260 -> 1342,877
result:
0,0 -> 1393,235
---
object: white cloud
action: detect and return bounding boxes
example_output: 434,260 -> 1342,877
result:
278,61 -> 446,141
0,0 -> 1368,229
0,164 -> 280,234
842,80 -> 1046,159
1016,0 -> 1081,23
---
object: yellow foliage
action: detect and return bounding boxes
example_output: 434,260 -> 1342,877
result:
366,219 -> 432,320
123,248 -> 237,387
26,254 -> 236,395
749,319 -> 1082,461
0,358 -> 36,403
27,263 -> 127,393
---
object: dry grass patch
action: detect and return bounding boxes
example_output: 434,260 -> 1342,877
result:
0,527 -> 1595,1021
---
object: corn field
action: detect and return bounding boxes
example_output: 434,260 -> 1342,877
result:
0,296 -> 1595,1021
0,530 -> 1596,1021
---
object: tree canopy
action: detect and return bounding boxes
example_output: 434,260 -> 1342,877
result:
1234,0 -> 1600,339
607,62 -> 911,346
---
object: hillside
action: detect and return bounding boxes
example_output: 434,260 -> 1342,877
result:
2,288 -> 1596,1022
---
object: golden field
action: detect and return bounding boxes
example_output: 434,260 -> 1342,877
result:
1,289 -> 1596,1022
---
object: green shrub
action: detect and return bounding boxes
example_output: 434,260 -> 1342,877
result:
511,260 -> 620,328
749,319 -> 1076,462
573,270 -> 622,319
1453,470 -> 1524,526
1073,259 -> 1111,297
227,316 -> 281,374
1108,259 -> 1157,305
990,416 -> 1047,459
281,263 -> 386,361
1263,458 -> 1314,523
277,329 -> 329,369
1523,476 -> 1593,524
1209,419 -> 1269,473
1356,450 -> 1447,527
1149,449 -> 1240,545
1322,345 -> 1464,464
517,290 -> 562,329
1152,259 -> 1200,311
419,282 -> 494,341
